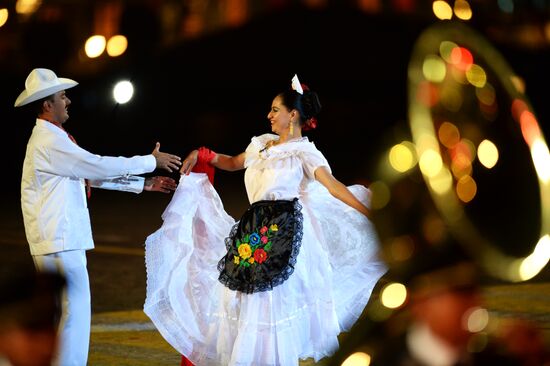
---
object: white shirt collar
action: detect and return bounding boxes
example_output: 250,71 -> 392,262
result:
36,118 -> 68,137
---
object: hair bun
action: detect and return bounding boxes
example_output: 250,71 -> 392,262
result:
302,90 -> 322,120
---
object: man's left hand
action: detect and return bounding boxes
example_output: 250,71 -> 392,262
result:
144,176 -> 177,193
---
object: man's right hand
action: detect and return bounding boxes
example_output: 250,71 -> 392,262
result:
152,142 -> 182,173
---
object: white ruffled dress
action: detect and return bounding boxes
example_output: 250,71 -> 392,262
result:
144,134 -> 387,366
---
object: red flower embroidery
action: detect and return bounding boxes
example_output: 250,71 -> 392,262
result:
261,235 -> 268,244
254,248 -> 267,264
260,226 -> 268,235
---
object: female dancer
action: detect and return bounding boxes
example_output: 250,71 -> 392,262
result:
144,75 -> 387,365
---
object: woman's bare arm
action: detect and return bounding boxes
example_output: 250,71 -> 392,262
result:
180,150 -> 246,174
314,166 -> 371,218
211,152 -> 246,171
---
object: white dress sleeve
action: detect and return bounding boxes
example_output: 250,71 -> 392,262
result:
300,142 -> 331,179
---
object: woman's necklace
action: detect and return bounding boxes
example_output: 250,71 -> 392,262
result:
273,136 -> 303,147
259,137 -> 303,159
258,140 -> 274,158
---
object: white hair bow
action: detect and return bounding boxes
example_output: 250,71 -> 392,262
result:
291,74 -> 303,94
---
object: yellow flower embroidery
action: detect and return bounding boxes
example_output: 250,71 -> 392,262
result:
233,256 -> 240,265
238,243 -> 252,259
270,224 -> 278,232
248,257 -> 255,264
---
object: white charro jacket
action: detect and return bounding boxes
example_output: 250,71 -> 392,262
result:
21,119 -> 156,255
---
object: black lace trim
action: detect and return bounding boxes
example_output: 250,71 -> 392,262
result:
217,199 -> 304,294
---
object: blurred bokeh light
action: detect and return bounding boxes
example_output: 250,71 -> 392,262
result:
0,8 -> 8,28
433,1 -> 453,20
380,282 -> 407,309
106,35 -> 128,57
113,80 -> 134,104
341,352 -> 371,366
85,35 -> 106,58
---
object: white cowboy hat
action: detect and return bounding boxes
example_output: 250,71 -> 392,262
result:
14,68 -> 78,107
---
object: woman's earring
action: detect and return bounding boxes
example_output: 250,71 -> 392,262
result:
289,119 -> 294,136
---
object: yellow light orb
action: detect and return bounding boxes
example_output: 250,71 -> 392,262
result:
454,0 -> 473,20
456,175 -> 477,203
0,8 -> 8,27
389,143 -> 416,172
380,282 -> 407,309
466,64 -> 487,88
419,149 -> 443,177
433,1 -> 453,20
369,181 -> 391,210
106,35 -> 128,57
477,139 -> 499,169
423,55 -> 447,83
85,35 -> 106,58
341,352 -> 372,366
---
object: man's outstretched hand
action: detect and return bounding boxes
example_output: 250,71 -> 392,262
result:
144,176 -> 178,193
152,142 -> 182,172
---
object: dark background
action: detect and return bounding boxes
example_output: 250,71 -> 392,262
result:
1,1 -> 550,274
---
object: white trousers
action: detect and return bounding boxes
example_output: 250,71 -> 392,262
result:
33,250 -> 91,366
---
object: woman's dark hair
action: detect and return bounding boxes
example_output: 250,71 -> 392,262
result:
278,87 -> 321,129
